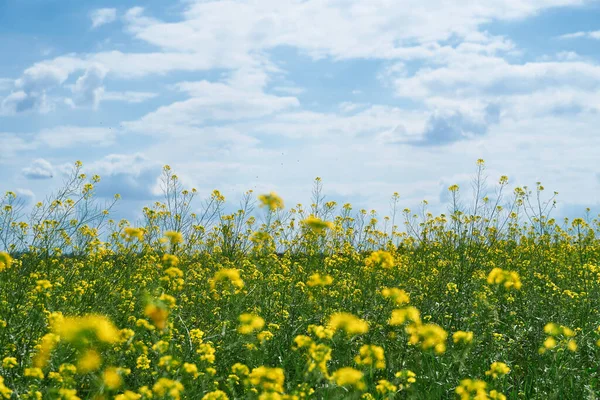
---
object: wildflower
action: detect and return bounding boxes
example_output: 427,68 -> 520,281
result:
302,216 -> 333,233
24,367 -> 45,379
249,366 -> 285,393
163,231 -> 184,246
487,268 -> 522,290
145,303 -> 169,331
124,227 -> 144,241
238,313 -> 265,335
389,307 -> 421,326
306,273 -> 333,287
0,376 -> 12,399
257,330 -> 274,342
190,328 -> 205,345
365,250 -> 394,269
328,312 -> 369,336
77,349 -> 102,373
258,192 -> 285,211
293,335 -> 313,349
58,388 -> 81,400
153,378 -> 184,400
381,288 -> 410,305
210,268 -> 245,291
0,252 -> 12,272
331,367 -> 366,391
395,370 -> 416,391
376,380 -> 397,396
304,343 -> 332,375
485,362 -> 510,379
183,363 -> 199,379
33,333 -> 60,368
114,391 -> 142,400
202,391 -> 229,400
1,357 -> 17,369
307,324 -> 334,340
354,345 -> 385,370
452,331 -> 474,345
406,323 -> 447,354
539,323 -> 577,354
198,343 -> 216,364
136,354 -> 151,370
52,314 -> 119,344
455,379 -> 487,400
103,367 -> 123,390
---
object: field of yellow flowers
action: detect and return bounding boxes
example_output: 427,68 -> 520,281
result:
1,161 -> 600,399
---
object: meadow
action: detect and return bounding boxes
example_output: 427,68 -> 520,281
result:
1,160 -> 600,399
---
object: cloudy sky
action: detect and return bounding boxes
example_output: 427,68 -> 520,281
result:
1,0 -> 600,222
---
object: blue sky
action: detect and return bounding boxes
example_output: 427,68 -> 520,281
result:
1,0 -> 600,222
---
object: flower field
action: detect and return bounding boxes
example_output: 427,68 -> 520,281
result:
1,161 -> 600,399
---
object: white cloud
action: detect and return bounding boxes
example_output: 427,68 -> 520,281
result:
102,91 -> 158,103
22,159 -> 54,179
90,8 -> 117,29
89,153 -> 163,201
123,0 -> 584,59
36,126 -> 117,149
70,65 -> 108,108
559,30 -> 600,39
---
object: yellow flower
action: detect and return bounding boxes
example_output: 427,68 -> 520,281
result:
202,390 -> 229,400
302,216 -> 333,233
24,367 -> 44,379
381,288 -> 410,305
77,349 -> 102,373
249,366 -> 285,393
389,307 -> 421,326
2,357 -> 17,369
114,391 -> 142,400
103,367 -> 123,390
452,331 -> 474,345
124,227 -> 144,241
328,312 -> 369,336
258,192 -> 285,211
0,376 -> 13,399
153,378 -> 184,400
0,252 -> 13,272
376,380 -> 397,395
210,268 -> 245,291
145,303 -> 169,331
395,370 -> 417,391
354,345 -> 385,370
183,363 -> 199,379
331,367 -> 366,391
455,379 -> 487,400
238,313 -> 265,335
163,231 -> 184,245
306,273 -> 333,287
406,323 -> 447,354
257,330 -> 274,342
365,250 -> 394,269
52,314 -> 119,344
485,362 -> 510,379
33,333 -> 60,368
58,388 -> 81,400
486,268 -> 522,290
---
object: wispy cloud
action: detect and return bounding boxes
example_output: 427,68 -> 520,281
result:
90,8 -> 117,29
22,159 -> 54,180
558,30 -> 600,40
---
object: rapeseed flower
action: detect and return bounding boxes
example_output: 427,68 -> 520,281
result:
328,312 -> 369,336
331,367 -> 365,391
238,313 -> 265,335
258,192 -> 285,211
